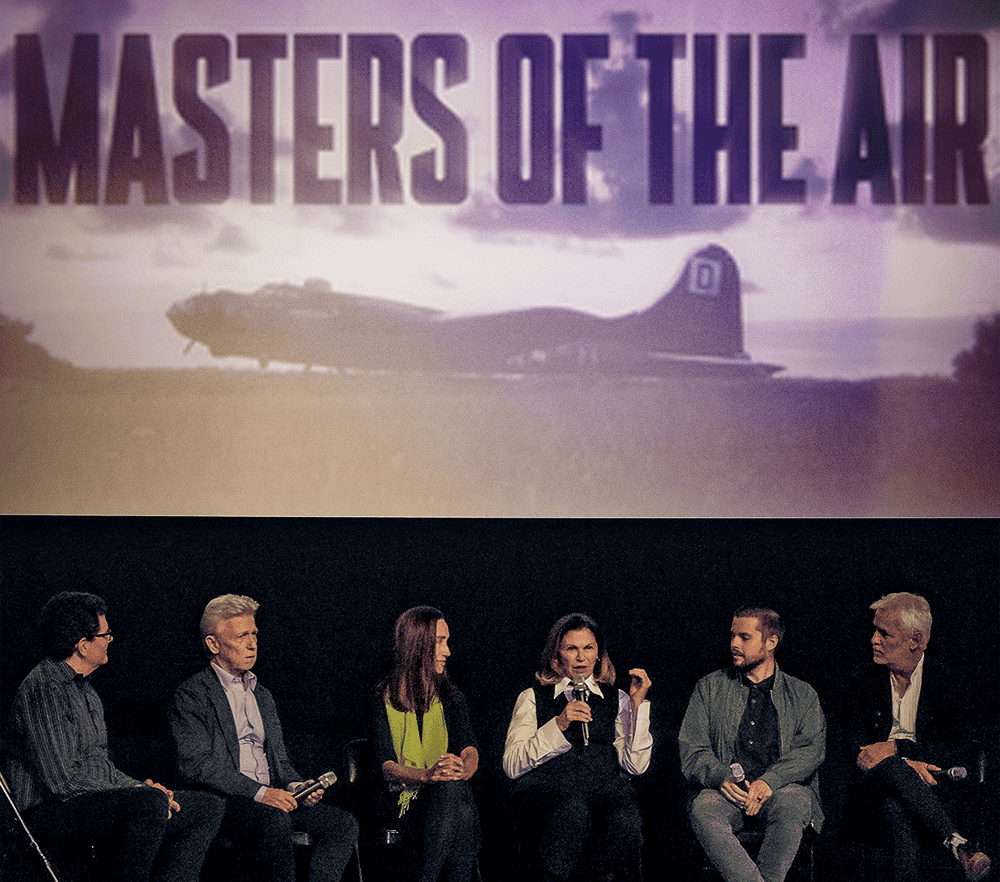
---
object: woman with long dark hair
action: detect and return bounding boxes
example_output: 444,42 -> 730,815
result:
373,606 -> 480,882
503,612 -> 652,882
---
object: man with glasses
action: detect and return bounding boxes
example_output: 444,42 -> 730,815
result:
6,592 -> 224,882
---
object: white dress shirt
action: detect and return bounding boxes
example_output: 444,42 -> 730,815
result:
502,675 -> 652,780
888,654 -> 924,742
212,662 -> 271,801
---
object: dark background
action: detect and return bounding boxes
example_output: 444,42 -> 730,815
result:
2,518 -> 997,879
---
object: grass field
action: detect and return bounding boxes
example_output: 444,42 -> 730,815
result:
2,367 -> 997,516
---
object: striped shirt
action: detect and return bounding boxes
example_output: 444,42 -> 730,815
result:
7,657 -> 140,810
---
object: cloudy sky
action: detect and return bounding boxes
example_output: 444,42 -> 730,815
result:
1,0 -> 997,377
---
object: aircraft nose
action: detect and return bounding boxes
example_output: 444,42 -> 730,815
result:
166,301 -> 187,330
166,296 -> 205,336
168,296 -> 197,316
167,295 -> 206,323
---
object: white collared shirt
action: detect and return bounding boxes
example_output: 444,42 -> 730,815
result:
888,654 -> 924,742
211,662 -> 271,800
502,675 -> 652,780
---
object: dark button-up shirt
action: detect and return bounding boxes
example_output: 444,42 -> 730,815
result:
734,672 -> 779,780
7,657 -> 140,810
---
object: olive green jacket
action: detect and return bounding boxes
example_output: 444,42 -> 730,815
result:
678,663 -> 826,832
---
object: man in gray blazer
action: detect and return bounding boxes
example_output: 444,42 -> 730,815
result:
170,594 -> 358,882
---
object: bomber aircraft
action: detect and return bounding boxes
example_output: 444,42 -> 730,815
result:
166,244 -> 782,377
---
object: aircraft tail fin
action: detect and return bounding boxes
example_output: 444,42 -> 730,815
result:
628,244 -> 745,358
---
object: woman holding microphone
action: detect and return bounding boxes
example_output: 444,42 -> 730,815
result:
503,612 -> 652,882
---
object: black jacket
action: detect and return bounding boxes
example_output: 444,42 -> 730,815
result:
844,656 -> 973,771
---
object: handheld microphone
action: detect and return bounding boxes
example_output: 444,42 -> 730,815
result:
292,771 -> 337,802
730,762 -> 750,791
931,766 -> 967,782
570,676 -> 590,746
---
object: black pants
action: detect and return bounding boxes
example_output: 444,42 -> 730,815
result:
218,795 -> 359,882
26,786 -> 224,882
516,774 -> 642,881
846,755 -> 960,882
396,780 -> 480,882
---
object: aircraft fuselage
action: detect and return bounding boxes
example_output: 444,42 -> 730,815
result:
166,245 -> 783,377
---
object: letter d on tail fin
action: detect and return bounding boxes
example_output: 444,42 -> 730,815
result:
633,244 -> 745,359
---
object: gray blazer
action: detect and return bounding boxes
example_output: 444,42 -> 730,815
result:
170,665 -> 300,800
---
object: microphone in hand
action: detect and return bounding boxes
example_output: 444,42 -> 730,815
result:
570,676 -> 590,746
292,771 -> 337,802
931,766 -> 967,782
730,762 -> 750,792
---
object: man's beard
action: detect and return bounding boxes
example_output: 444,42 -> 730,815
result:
733,655 -> 762,673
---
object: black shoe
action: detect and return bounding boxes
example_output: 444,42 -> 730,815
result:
952,842 -> 991,881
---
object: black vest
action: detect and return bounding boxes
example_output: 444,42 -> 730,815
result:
515,683 -> 620,794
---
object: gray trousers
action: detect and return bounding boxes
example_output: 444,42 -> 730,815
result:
690,784 -> 812,882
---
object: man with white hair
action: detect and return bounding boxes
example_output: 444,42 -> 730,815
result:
170,594 -> 358,882
845,591 -> 990,881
